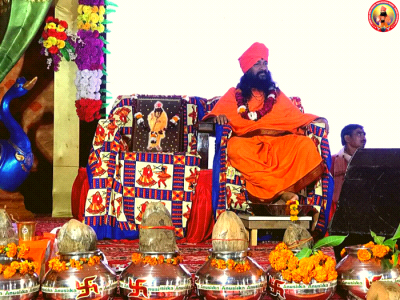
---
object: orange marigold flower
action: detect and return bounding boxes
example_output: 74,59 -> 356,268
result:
0,246 -> 5,254
314,266 -> 328,282
371,244 -> 390,258
166,258 -> 172,264
6,243 -> 17,258
288,256 -> 299,271
227,259 -> 235,270
275,243 -> 288,251
132,253 -> 141,264
291,268 -> 303,283
281,269 -> 293,282
357,249 -> 372,261
327,269 -> 338,281
158,255 -> 165,264
363,241 -> 375,248
17,244 -> 30,258
340,248 -> 347,258
0,264 -> 4,274
3,266 -> 16,279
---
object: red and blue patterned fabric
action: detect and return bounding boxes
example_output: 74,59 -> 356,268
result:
199,96 -> 334,235
84,95 -> 203,240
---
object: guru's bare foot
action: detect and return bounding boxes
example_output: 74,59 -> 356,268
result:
279,192 -> 299,202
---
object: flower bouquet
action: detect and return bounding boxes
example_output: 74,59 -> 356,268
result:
267,235 -> 346,300
39,16 -> 78,71
336,224 -> 400,299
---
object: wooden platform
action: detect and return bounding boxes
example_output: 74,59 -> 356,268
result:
238,214 -> 312,246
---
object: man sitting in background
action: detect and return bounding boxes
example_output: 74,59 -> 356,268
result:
329,124 -> 366,222
204,42 -> 329,204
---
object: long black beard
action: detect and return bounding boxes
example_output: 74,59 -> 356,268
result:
237,71 -> 278,101
380,12 -> 387,17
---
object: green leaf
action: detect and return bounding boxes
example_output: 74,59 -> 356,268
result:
99,36 -> 110,44
106,9 -> 116,14
100,89 -> 111,94
383,239 -> 397,251
393,250 -> 399,266
391,224 -> 400,240
102,63 -> 107,70
313,235 -> 347,249
101,103 -> 110,108
59,48 -> 70,61
295,248 -> 313,260
381,258 -> 394,270
102,70 -> 109,76
102,20 -> 113,24
102,47 -> 111,54
371,230 -> 385,245
105,0 -> 119,7
65,42 -> 75,52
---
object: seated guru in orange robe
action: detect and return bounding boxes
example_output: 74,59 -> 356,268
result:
204,42 -> 329,203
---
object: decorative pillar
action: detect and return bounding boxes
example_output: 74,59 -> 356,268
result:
53,0 -> 79,217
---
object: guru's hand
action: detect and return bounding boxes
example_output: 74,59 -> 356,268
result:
213,114 -> 229,125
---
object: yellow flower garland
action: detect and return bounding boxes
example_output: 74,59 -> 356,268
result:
131,253 -> 183,266
0,243 -> 37,279
208,256 -> 251,273
0,243 -> 30,258
286,199 -> 299,221
48,255 -> 102,272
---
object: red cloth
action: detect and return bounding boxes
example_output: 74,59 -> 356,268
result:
184,169 -> 214,243
238,42 -> 269,73
71,167 -> 89,221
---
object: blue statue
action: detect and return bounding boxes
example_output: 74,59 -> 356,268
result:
0,77 -> 37,191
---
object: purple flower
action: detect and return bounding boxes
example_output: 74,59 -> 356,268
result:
79,0 -> 104,6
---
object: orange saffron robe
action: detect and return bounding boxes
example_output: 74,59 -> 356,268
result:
205,87 -> 324,201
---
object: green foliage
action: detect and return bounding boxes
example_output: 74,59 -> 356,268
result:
295,235 -> 347,259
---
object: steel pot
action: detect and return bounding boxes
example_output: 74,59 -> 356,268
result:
119,251 -> 192,300
195,250 -> 267,300
267,265 -> 336,300
336,245 -> 400,299
0,255 -> 40,300
41,250 -> 117,300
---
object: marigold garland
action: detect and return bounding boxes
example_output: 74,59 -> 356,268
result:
131,253 -> 183,266
0,260 -> 38,279
269,242 -> 337,284
48,255 -> 102,272
207,256 -> 251,273
352,242 -> 391,262
287,199 -> 299,222
0,243 -> 30,259
0,243 -> 37,279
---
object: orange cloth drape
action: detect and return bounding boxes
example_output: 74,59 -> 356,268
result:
20,233 -> 56,278
205,88 -> 324,201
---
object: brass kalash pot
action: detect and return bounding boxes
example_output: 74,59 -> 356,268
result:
119,202 -> 192,300
41,220 -> 117,300
195,211 -> 267,300
336,244 -> 400,299
0,210 -> 39,299
0,247 -> 40,299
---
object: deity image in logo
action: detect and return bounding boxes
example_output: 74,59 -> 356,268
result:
368,1 -> 399,32
147,101 -> 168,151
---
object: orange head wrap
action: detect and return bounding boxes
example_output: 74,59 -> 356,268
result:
381,5 -> 387,12
238,42 -> 269,73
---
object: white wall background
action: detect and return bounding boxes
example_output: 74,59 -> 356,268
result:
106,0 -> 400,154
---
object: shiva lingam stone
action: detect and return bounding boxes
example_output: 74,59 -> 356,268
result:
195,211 -> 267,300
41,220 -> 117,300
119,202 -> 192,300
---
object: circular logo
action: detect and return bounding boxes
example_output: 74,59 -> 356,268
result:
21,227 -> 29,234
369,1 -> 399,32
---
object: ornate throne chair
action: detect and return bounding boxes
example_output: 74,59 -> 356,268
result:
198,96 -> 334,236
83,94 -> 206,240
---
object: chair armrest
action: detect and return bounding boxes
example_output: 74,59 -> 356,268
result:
197,119 -> 215,134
